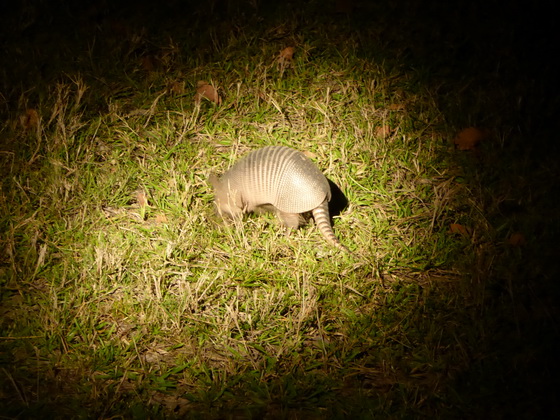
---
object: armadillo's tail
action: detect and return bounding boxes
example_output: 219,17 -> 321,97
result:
312,200 -> 350,253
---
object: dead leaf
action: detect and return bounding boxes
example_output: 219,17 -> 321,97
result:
140,55 -> 158,72
135,189 -> 149,206
150,392 -> 193,417
155,213 -> 168,224
508,232 -> 525,246
194,81 -> 221,105
375,124 -> 391,139
454,127 -> 486,151
279,46 -> 295,61
143,348 -> 168,364
449,223 -> 470,237
101,206 -> 123,218
387,103 -> 405,111
108,19 -> 131,37
167,80 -> 185,95
277,47 -> 295,72
20,109 -> 40,133
303,151 -> 317,159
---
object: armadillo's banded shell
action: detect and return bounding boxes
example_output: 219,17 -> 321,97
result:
222,146 -> 331,213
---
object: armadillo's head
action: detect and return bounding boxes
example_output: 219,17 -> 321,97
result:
209,173 -> 244,220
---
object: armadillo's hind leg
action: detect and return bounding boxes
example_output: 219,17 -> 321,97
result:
276,211 -> 304,229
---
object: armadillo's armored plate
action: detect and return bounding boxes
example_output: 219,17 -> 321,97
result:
222,146 -> 331,214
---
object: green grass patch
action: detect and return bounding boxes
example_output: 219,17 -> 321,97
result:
1,0 -> 557,418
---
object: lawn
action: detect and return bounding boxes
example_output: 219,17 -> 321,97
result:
1,0 -> 558,418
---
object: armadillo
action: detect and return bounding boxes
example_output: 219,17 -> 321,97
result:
209,146 -> 348,251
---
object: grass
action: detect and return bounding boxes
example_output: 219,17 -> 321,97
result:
1,0 -> 558,418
